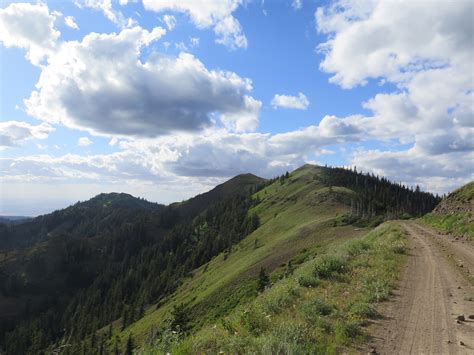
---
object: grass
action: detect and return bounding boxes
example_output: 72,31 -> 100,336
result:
421,213 -> 473,241
103,166 -> 368,351
143,221 -> 407,354
449,181 -> 474,202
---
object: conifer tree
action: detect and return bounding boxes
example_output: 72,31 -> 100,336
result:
257,267 -> 270,292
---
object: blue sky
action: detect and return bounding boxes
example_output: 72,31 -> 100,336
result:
0,0 -> 472,215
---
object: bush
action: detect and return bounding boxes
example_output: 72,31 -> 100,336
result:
298,274 -> 320,288
261,285 -> 299,315
391,241 -> 406,254
346,240 -> 371,257
334,321 -> 360,345
240,307 -> 270,335
302,298 -> 333,321
363,278 -> 391,303
349,302 -> 378,319
313,255 -> 348,279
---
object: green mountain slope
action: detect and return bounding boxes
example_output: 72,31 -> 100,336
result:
421,181 -> 473,240
0,176 -> 265,353
170,173 -> 265,219
105,165 -> 415,353
0,164 -> 440,354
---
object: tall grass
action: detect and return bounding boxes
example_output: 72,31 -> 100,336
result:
144,222 -> 407,354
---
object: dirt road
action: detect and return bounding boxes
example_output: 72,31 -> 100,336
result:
368,220 -> 474,354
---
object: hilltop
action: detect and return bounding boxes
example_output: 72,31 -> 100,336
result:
0,193 -> 164,250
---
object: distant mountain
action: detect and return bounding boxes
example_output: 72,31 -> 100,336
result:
0,193 -> 164,250
0,216 -> 31,225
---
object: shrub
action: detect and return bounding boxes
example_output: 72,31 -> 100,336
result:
363,278 -> 391,303
346,240 -> 371,257
349,302 -> 378,319
298,274 -> 320,288
334,321 -> 360,345
313,255 -> 348,279
390,240 -> 406,254
302,298 -> 333,322
240,307 -> 270,336
261,285 -> 299,315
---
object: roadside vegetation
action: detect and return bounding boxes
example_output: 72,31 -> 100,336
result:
420,181 -> 473,241
144,221 -> 407,354
421,213 -> 473,241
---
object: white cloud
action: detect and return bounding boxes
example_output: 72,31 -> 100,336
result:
162,14 -> 176,30
78,137 -> 93,147
24,26 -> 261,137
0,116 -> 362,184
292,0 -> 302,10
64,15 -> 79,30
0,121 -> 54,148
271,92 -> 309,110
316,0 -> 473,89
190,37 -> 200,47
352,148 -> 473,195
74,0 -> 136,28
142,0 -> 247,49
0,2 -> 59,65
315,0 -> 474,192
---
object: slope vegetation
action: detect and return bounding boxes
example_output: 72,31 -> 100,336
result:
107,165 -> 410,353
0,164 -> 441,354
421,181 -> 473,240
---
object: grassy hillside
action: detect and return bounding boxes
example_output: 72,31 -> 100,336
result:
2,164 -> 436,354
100,165 -> 406,353
421,181 -> 473,240
159,222 -> 406,354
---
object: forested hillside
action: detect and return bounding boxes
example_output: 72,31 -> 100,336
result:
0,165 -> 440,354
319,165 -> 441,220
0,193 -> 164,250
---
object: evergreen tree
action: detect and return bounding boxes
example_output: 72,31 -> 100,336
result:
170,303 -> 191,334
257,267 -> 270,292
125,333 -> 134,355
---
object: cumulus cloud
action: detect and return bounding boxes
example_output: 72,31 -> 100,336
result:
1,115 -> 362,184
142,0 -> 247,49
74,0 -> 135,28
78,137 -> 93,147
0,2 -> 59,65
64,15 -> 79,30
316,0 -> 473,88
352,148 -> 473,195
24,26 -> 261,136
0,121 -> 54,148
315,0 -> 474,192
271,92 -> 309,110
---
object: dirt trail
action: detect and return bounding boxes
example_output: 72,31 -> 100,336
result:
368,220 -> 474,354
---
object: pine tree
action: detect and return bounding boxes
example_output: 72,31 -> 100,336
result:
170,303 -> 191,333
257,267 -> 270,292
125,333 -> 134,355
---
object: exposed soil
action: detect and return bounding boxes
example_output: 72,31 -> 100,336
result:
367,220 -> 474,354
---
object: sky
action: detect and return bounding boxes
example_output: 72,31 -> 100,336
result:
0,0 -> 473,216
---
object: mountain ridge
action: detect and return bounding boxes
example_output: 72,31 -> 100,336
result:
0,164 -> 445,354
